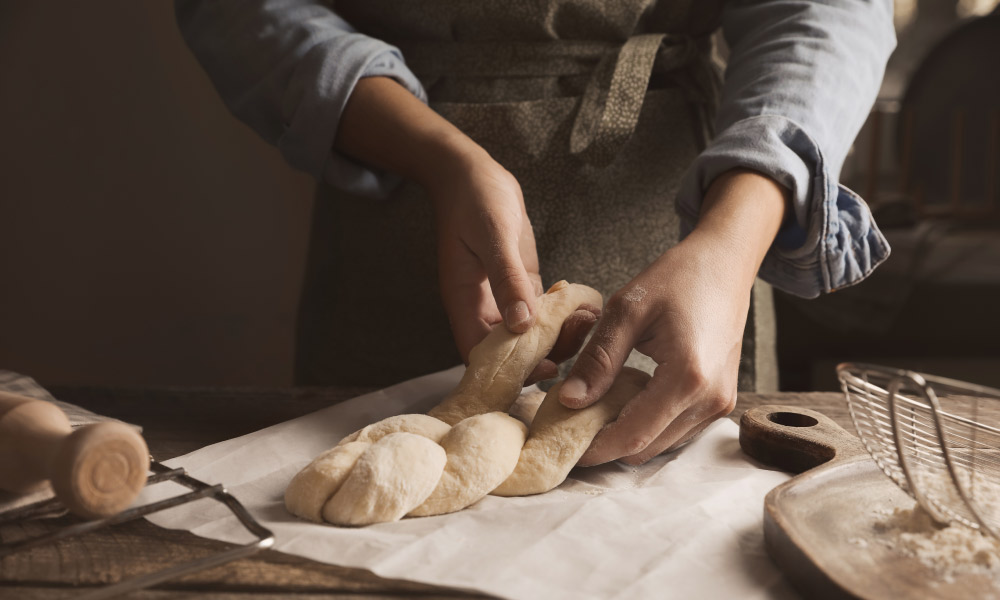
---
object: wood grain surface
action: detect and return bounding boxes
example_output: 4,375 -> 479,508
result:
0,387 -> 853,599
740,403 -> 1000,600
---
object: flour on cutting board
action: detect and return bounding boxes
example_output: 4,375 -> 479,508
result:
864,501 -> 1000,584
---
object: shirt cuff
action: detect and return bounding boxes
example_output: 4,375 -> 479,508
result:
279,36 -> 427,198
677,115 -> 891,299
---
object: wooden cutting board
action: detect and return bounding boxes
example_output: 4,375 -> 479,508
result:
739,405 -> 999,599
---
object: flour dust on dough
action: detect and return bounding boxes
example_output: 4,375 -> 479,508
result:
409,412 -> 527,517
284,441 -> 369,523
493,367 -> 650,496
321,432 -> 447,526
285,281 -> 652,526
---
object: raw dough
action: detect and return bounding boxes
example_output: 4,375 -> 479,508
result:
409,412 -> 527,517
322,432 -> 446,526
428,281 -> 603,426
284,441 -> 368,522
337,413 -> 450,447
492,367 -> 650,496
508,388 -> 547,427
285,281 -> 615,526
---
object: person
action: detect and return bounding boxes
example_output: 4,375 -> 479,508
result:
175,0 -> 895,466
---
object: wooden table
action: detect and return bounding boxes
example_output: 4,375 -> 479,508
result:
0,387 -> 854,599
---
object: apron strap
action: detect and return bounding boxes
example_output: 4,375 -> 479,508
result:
569,33 -> 701,167
397,31 -> 716,167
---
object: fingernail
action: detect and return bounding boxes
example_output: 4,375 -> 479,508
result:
506,300 -> 530,328
560,377 -> 588,407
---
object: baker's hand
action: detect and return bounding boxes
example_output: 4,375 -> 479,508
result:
558,170 -> 788,465
334,77 -> 597,382
428,151 -> 598,384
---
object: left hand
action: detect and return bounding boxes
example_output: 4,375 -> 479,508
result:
558,169 -> 789,465
333,77 -> 598,383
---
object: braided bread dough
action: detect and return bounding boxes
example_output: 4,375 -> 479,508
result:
284,414 -> 450,523
493,367 -> 650,496
428,281 -> 603,425
284,281 -> 649,526
409,412 -> 527,517
323,433 -> 446,526
284,441 -> 368,523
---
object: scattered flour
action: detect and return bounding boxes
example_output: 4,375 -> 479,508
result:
872,502 -> 1000,583
622,286 -> 647,303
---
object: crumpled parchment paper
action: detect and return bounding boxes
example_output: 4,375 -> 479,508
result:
138,366 -> 796,600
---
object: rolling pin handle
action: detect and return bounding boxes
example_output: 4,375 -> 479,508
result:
50,422 -> 150,519
0,391 -> 150,519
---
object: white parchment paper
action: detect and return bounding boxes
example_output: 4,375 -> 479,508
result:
139,366 -> 796,599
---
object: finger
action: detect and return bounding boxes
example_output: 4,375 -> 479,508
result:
586,382 -> 736,467
478,222 -> 538,335
620,388 -> 735,465
546,308 -> 600,365
575,369 -> 689,466
619,414 -> 716,466
529,272 -> 544,297
438,241 -> 502,362
519,216 -> 544,298
452,311 -> 499,364
558,297 -> 640,409
525,359 -> 559,385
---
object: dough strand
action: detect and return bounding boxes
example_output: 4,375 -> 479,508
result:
285,281 -> 650,526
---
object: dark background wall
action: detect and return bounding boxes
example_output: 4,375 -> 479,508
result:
0,2 -> 315,386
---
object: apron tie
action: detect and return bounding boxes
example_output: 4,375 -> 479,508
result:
395,32 -> 715,166
569,33 -> 700,167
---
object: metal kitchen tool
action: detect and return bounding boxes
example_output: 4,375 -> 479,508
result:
0,459 -> 274,599
838,362 -> 1000,539
740,404 -> 995,599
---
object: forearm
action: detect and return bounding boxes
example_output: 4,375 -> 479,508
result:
677,0 -> 894,298
338,78 -> 543,339
685,169 -> 789,288
335,77 -> 490,193
175,0 -> 426,195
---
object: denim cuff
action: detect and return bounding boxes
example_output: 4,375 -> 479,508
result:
278,35 -> 427,198
677,115 -> 890,298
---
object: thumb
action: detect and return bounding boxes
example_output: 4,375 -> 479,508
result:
480,234 -> 538,334
559,302 -> 637,409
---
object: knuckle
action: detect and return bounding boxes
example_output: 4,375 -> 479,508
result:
706,391 -> 737,419
677,360 -> 711,397
608,285 -> 650,315
488,165 -> 520,192
626,434 -> 655,456
491,264 -> 528,294
604,293 -> 638,321
579,342 -> 616,376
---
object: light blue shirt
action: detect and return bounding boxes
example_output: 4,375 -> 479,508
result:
175,0 -> 895,299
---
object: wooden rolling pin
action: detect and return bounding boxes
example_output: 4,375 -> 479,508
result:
0,390 -> 149,519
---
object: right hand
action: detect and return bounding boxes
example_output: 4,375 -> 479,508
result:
428,155 -> 599,383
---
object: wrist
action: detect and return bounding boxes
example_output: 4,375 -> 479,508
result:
336,77 -> 490,191
418,134 -> 498,196
686,169 -> 787,269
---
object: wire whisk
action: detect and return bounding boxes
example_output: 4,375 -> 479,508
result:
838,363 -> 1000,539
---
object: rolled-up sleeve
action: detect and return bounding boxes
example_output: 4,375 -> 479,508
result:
174,0 -> 427,197
676,0 -> 896,298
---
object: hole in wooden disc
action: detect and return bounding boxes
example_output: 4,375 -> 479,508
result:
768,412 -> 818,428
